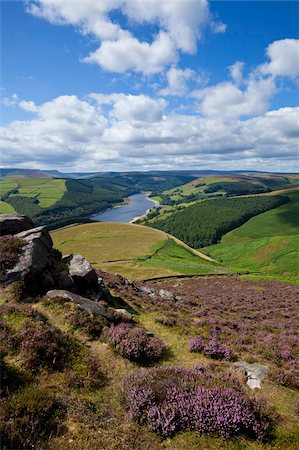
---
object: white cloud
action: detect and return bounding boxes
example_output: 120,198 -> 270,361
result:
229,61 -> 244,85
260,39 -> 299,78
19,100 -> 38,112
198,77 -> 275,120
26,0 -> 215,73
1,93 -> 19,107
83,32 -> 177,74
111,95 -> 166,123
160,66 -> 196,96
1,93 -> 298,172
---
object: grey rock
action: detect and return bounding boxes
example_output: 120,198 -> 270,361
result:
62,253 -> 98,292
56,270 -> 75,291
233,361 -> 268,389
6,226 -> 54,295
96,277 -> 111,299
140,286 -> 154,294
159,289 -> 174,300
115,308 -> 132,321
46,289 -> 115,321
0,215 -> 34,236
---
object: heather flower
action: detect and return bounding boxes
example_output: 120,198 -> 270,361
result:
203,338 -> 235,361
108,323 -> 166,362
122,366 -> 272,441
188,336 -> 204,352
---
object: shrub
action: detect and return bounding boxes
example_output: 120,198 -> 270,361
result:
155,316 -> 176,327
203,338 -> 235,361
108,323 -> 166,362
0,386 -> 65,449
67,309 -> 106,338
122,366 -> 272,440
65,356 -> 105,389
0,235 -> 25,276
270,367 -> 299,390
20,321 -> 71,372
189,335 -> 204,352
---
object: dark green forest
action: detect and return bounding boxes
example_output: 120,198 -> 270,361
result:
144,195 -> 288,248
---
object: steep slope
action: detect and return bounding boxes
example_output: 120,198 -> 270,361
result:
203,191 -> 299,277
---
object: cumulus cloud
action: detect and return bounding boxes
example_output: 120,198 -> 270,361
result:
260,39 -> 299,78
26,0 -> 215,73
197,76 -> 275,120
1,92 -> 298,171
229,61 -> 244,85
83,32 -> 177,74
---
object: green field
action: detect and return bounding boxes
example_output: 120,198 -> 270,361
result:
51,222 -> 222,280
8,178 -> 66,207
0,201 -> 16,214
203,191 -> 299,277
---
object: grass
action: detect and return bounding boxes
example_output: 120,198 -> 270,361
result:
203,191 -> 299,277
3,177 -> 66,208
51,222 -> 221,280
0,201 -> 16,214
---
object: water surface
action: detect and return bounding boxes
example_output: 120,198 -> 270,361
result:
91,193 -> 156,223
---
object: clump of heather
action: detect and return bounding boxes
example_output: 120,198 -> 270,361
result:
203,338 -> 235,361
0,235 -> 25,276
0,385 -> 65,449
20,321 -> 72,372
67,309 -> 107,339
189,335 -> 204,352
270,367 -> 299,390
107,323 -> 166,363
155,316 -> 176,327
122,366 -> 272,440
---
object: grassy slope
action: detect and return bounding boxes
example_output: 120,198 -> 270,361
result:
203,191 -> 299,277
51,222 -> 222,280
0,201 -> 16,213
8,177 -> 66,207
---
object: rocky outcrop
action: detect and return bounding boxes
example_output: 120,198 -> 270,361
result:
1,215 -> 111,300
0,215 -> 34,236
46,289 -> 115,322
62,253 -> 98,293
6,226 -> 55,295
233,361 -> 268,389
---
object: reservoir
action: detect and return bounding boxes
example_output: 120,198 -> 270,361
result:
90,193 -> 157,223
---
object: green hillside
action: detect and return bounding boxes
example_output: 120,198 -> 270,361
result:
203,191 -> 299,277
51,222 -> 221,280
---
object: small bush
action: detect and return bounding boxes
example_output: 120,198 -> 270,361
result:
20,321 -> 71,372
122,366 -> 273,441
0,235 -> 25,275
155,316 -> 176,327
189,335 -> 204,352
108,323 -> 166,363
0,385 -> 65,449
270,367 -> 299,390
203,338 -> 235,361
68,309 -> 106,338
65,356 -> 105,389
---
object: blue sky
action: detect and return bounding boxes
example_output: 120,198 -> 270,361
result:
1,1 -> 299,172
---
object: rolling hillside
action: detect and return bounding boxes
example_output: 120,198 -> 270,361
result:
203,190 -> 299,278
51,222 -> 222,280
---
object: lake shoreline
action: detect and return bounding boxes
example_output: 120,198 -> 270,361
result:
130,193 -> 160,223
90,192 -> 158,223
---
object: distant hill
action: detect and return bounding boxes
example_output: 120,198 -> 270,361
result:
203,190 -> 299,278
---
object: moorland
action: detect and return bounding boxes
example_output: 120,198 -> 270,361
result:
0,168 -> 298,450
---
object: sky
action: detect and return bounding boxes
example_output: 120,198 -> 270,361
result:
1,0 -> 299,173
